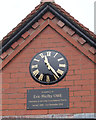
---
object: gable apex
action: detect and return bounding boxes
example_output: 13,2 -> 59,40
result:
0,2 -> 96,69
41,0 -> 55,3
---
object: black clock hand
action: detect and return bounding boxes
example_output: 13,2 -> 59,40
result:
44,56 -> 59,78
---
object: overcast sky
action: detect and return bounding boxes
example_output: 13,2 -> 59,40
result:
0,0 -> 95,40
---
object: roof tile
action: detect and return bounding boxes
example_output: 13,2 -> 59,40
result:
1,2 -> 96,45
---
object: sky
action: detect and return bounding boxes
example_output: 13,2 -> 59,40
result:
0,0 -> 95,40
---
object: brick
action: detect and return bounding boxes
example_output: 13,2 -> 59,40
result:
2,99 -> 17,104
32,22 -> 39,29
0,58 -> 2,64
49,109 -> 65,114
2,110 -> 16,116
11,73 -> 26,78
21,31 -> 29,39
75,69 -> 94,75
66,75 -> 81,80
8,93 -> 24,99
75,80 -> 91,86
83,43 -> 91,50
6,48 -> 13,55
2,73 -> 10,78
17,88 -> 27,93
72,34 -> 80,41
70,96 -> 82,102
3,88 -> 18,94
58,80 -> 74,86
0,52 -> 8,60
2,94 -> 8,99
8,104 -> 25,110
82,74 -> 94,80
16,99 -> 26,104
2,105 -> 8,110
63,26 -> 75,36
82,107 -> 94,113
42,12 -> 49,20
9,83 -> 25,88
77,37 -> 86,45
57,20 -> 65,28
88,53 -> 95,63
89,47 -> 96,54
31,109 -> 48,115
2,83 -> 9,89
49,12 -> 55,19
17,38 -> 24,45
74,91 -> 90,96
28,28 -> 34,34
69,85 -> 82,91
38,18 -> 44,24
52,17 -> 59,24
82,96 -> 94,102
74,101 -> 91,108
81,63 -> 94,69
42,12 -> 54,20
11,42 -> 19,49
65,108 -> 82,114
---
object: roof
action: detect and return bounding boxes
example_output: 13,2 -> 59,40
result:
0,2 -> 96,70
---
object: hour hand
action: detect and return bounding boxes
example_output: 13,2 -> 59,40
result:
44,56 -> 50,70
44,55 -> 50,70
44,55 -> 48,64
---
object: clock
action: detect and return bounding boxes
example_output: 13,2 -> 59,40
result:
29,50 -> 68,85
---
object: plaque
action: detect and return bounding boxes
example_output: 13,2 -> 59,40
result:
27,88 -> 69,110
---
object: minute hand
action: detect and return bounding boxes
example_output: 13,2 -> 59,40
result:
44,56 -> 59,78
48,64 -> 59,78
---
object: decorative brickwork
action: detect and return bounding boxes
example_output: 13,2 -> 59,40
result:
1,1 -> 95,118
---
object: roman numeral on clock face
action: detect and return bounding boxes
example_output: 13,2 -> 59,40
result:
47,51 -> 51,56
54,75 -> 58,80
39,53 -> 44,58
32,65 -> 38,69
59,64 -> 66,68
57,69 -> 64,75
38,74 -> 43,81
34,59 -> 40,62
58,58 -> 64,62
33,69 -> 39,76
46,75 -> 50,83
54,53 -> 58,58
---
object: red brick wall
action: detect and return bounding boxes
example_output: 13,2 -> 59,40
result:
2,26 -> 94,116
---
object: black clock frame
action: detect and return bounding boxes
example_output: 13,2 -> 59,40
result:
29,50 -> 68,85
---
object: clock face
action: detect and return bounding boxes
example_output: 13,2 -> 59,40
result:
29,50 -> 68,85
